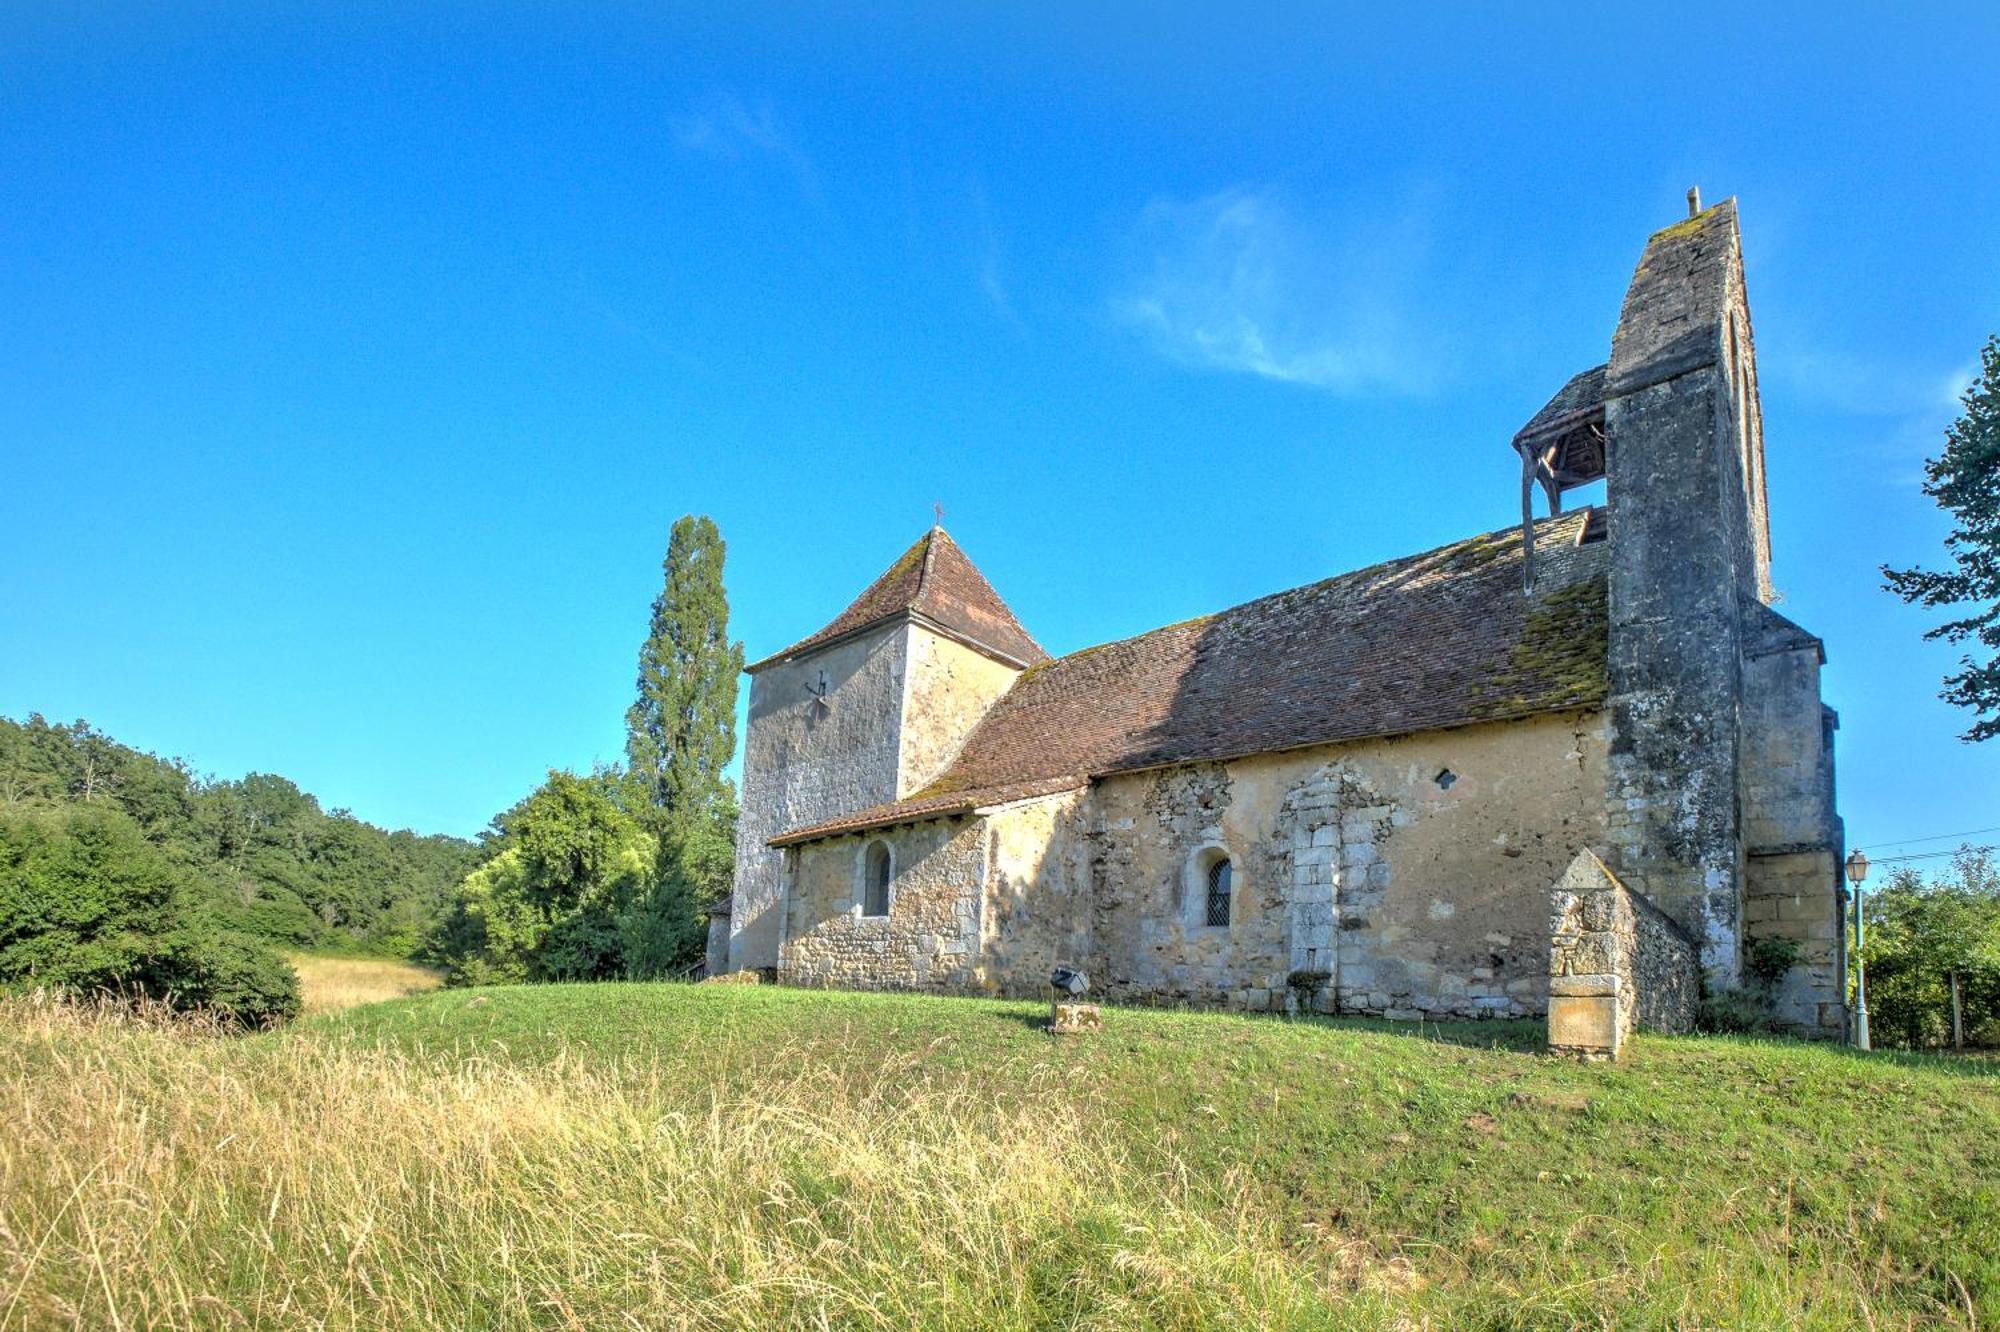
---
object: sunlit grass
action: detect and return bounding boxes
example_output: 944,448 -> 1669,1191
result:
286,953 -> 442,1015
1,984 -> 1994,1330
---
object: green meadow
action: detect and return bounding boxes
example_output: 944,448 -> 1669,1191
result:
3,983 -> 1994,1330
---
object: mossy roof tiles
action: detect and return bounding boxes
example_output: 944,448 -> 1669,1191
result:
747,526 -> 1049,673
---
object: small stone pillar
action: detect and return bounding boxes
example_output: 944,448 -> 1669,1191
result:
1547,973 -> 1623,1060
1049,965 -> 1098,1034
704,901 -> 732,979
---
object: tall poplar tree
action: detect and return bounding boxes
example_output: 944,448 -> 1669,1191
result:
1884,335 -> 2000,742
622,515 -> 744,970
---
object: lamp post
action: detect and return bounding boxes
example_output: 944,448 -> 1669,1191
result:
1845,849 -> 1870,1051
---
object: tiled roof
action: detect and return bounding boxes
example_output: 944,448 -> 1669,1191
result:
1514,363 -> 1607,446
767,777 -> 1086,848
746,527 -> 1048,673
771,511 -> 1610,845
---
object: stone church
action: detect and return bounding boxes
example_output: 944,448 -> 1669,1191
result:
717,198 -> 1846,1043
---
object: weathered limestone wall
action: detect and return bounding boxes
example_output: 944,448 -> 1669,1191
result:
1745,851 -> 1842,1032
1086,711 -> 1608,1017
779,816 -> 985,991
980,790 -> 1092,996
1548,850 -> 1698,1058
1602,367 -> 1750,986
897,628 -> 1022,797
1602,205 -> 1768,988
1740,604 -> 1843,1036
730,623 -> 908,973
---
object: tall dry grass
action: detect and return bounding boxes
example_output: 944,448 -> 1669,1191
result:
286,955 -> 443,1015
0,996 -> 1400,1331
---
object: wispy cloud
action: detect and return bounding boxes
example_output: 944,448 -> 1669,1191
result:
1773,345 -> 1971,419
1770,344 -> 1975,487
669,92 -> 819,200
1111,186 -> 1437,395
967,179 -> 1022,332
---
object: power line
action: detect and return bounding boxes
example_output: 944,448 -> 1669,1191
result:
1856,824 -> 2000,852
1862,844 -> 1995,868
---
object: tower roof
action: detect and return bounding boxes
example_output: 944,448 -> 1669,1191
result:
746,527 -> 1048,673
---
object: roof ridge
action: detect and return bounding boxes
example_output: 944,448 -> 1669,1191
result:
746,524 -> 1048,673
915,526 -> 942,599
1033,509 -> 1595,671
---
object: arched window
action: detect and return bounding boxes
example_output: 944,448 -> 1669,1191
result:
1205,857 -> 1232,927
862,841 -> 892,917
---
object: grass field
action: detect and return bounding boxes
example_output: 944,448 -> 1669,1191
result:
2,984 -> 1995,1330
286,953 -> 443,1014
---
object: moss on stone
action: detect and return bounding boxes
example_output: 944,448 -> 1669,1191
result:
1467,576 -> 1610,719
1051,613 -> 1214,666
1439,531 -> 1513,572
884,536 -> 931,579
1647,207 -> 1718,246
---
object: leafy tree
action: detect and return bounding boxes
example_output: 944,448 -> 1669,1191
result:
623,515 -> 743,970
0,801 -> 300,1026
1883,336 -> 2000,741
1862,848 -> 2000,1049
625,515 -> 744,821
0,803 -> 183,991
620,812 -> 734,977
430,771 -> 659,984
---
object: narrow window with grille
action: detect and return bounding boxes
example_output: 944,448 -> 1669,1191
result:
1205,857 -> 1232,927
863,842 -> 891,916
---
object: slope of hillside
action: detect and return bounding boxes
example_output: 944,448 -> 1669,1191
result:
4,985 -> 1995,1330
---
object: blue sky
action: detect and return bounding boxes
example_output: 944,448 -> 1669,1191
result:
3,5 -> 1996,876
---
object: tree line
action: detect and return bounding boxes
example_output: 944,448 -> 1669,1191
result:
1861,848 -> 2000,1050
0,715 -> 480,1024
0,513 -> 743,1020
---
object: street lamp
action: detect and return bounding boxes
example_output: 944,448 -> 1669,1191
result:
1845,849 -> 1870,1051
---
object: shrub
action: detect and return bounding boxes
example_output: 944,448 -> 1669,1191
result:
144,930 -> 302,1028
0,803 -> 184,992
0,803 -> 299,1027
1695,938 -> 1803,1035
1744,936 -> 1801,989
1696,990 -> 1778,1035
429,772 -> 662,985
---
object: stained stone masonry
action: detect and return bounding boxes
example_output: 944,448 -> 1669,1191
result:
1548,849 -> 1698,1057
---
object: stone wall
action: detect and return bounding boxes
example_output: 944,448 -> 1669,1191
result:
779,816 -> 985,991
1739,603 -> 1844,1036
772,710 -> 1607,1017
1601,202 -> 1768,990
730,623 -> 909,973
704,904 -> 730,978
732,621 -> 1024,974
980,790 -> 1092,996
1086,711 -> 1608,1017
897,629 -> 1023,797
1744,849 -> 1843,1033
1548,850 -> 1698,1058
